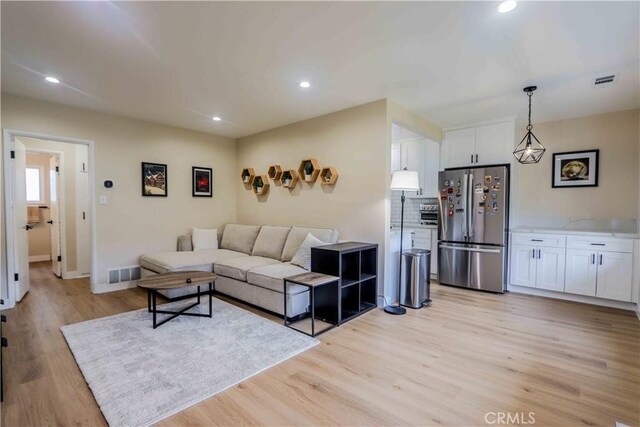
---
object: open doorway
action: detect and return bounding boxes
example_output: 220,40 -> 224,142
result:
3,130 -> 94,308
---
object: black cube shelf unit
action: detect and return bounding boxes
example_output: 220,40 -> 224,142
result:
311,242 -> 378,324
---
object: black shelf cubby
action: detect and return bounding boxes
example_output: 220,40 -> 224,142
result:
311,242 -> 378,325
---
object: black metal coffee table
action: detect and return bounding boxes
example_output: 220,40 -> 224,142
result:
137,271 -> 217,328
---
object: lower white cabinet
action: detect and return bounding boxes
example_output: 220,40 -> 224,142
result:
565,249 -> 598,296
510,245 -> 565,291
511,233 -> 636,303
411,228 -> 438,278
566,249 -> 633,301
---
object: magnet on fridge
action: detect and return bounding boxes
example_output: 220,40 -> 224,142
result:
456,181 -> 461,187
479,201 -> 485,207
494,175 -> 500,181
480,195 -> 487,201
492,202 -> 498,211
483,186 -> 489,193
448,196 -> 453,202
475,188 -> 483,193
485,175 -> 492,183
449,210 -> 454,217
441,196 -> 447,200
492,193 -> 497,199
444,180 -> 449,186
447,188 -> 453,194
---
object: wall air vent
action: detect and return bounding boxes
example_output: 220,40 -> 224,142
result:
594,75 -> 615,86
107,265 -> 141,285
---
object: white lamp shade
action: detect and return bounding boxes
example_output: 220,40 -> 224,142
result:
390,170 -> 420,191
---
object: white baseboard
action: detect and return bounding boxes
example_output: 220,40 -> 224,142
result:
93,280 -> 138,294
635,304 -> 640,321
509,285 -> 637,311
29,255 -> 51,262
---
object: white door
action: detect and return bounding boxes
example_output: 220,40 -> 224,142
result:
76,144 -> 90,276
509,244 -> 537,288
474,122 -> 513,165
441,128 -> 475,169
49,156 -> 62,277
536,247 -> 565,292
423,139 -> 440,198
565,249 -> 597,296
13,139 -> 30,301
596,252 -> 633,302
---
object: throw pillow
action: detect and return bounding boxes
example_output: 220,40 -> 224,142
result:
192,227 -> 218,251
290,233 -> 329,271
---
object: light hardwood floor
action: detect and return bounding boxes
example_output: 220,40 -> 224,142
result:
1,262 -> 638,426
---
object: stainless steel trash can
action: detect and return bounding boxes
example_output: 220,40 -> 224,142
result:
400,249 -> 431,309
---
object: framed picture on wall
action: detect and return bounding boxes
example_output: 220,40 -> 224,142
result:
552,150 -> 599,188
142,162 -> 167,197
192,166 -> 213,197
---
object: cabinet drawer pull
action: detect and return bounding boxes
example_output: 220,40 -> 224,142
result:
590,243 -> 606,246
532,249 -> 536,259
470,154 -> 473,163
530,239 -> 543,242
475,154 -> 479,163
599,254 -> 603,265
537,249 -> 541,259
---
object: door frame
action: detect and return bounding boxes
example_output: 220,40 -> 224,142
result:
3,129 -> 96,309
25,148 -> 66,277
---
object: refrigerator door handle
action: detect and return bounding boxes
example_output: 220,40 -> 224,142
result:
461,173 -> 469,239
440,245 -> 502,254
467,173 -> 474,241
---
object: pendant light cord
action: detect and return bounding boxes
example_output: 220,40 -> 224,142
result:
527,91 -> 533,131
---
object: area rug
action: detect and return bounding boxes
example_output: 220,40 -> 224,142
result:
61,297 -> 318,427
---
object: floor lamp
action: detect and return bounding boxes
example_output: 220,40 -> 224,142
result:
385,168 -> 420,315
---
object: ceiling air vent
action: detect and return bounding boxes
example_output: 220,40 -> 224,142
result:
594,75 -> 615,86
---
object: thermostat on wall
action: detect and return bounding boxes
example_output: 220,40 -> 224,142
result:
104,180 -> 114,189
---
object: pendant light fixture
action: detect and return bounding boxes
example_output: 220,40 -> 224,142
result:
513,86 -> 546,164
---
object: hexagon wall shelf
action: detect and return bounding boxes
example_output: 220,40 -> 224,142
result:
320,167 -> 339,185
241,168 -> 255,185
267,165 -> 283,181
280,169 -> 299,189
298,158 -> 320,183
252,174 -> 270,195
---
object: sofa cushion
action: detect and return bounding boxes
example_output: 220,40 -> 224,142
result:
140,249 -> 247,274
192,227 -> 218,251
220,224 -> 262,255
291,233 -> 330,271
246,263 -> 310,295
281,226 -> 339,262
252,226 -> 291,259
214,256 -> 281,281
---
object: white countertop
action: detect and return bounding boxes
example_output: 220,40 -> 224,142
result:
511,227 -> 639,239
391,222 -> 437,230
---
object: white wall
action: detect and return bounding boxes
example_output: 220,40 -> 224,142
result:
1,94 -> 237,295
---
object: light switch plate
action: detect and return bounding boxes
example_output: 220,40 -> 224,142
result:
99,196 -> 107,205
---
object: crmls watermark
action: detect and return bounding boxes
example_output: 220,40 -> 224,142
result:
484,412 -> 536,425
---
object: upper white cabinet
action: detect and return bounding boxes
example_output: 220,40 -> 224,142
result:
392,138 -> 440,198
441,121 -> 514,169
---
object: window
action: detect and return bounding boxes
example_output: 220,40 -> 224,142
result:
26,166 -> 44,204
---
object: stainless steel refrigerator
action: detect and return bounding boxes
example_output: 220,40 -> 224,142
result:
437,165 -> 509,293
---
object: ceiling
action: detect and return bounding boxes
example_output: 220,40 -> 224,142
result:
2,2 -> 638,138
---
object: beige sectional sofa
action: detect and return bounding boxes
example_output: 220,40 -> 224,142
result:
140,224 -> 339,318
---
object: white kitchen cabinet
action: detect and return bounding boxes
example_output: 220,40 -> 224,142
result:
565,249 -> 599,297
536,247 -> 566,291
392,139 -> 440,198
596,252 -> 633,301
441,121 -> 514,169
441,128 -> 475,169
510,244 -> 564,291
510,245 -> 537,288
410,228 -> 438,278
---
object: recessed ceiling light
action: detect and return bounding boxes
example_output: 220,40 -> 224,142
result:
212,116 -> 222,122
45,76 -> 60,84
498,0 -> 517,13
299,81 -> 311,88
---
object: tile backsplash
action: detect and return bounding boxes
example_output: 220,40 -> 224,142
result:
390,194 -> 437,225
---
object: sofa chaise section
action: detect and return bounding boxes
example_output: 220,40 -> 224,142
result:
139,224 -> 339,317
